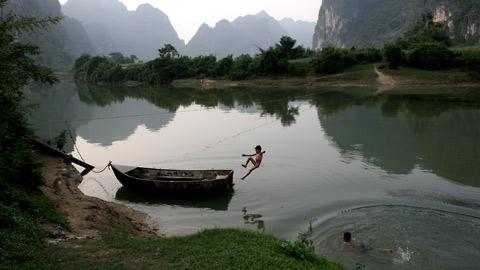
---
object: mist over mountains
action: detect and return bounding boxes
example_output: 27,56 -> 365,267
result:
4,0 -> 315,67
63,0 -> 315,59
62,0 -> 184,60
279,18 -> 316,48
185,11 -> 313,58
20,0 -> 480,71
4,0 -> 93,69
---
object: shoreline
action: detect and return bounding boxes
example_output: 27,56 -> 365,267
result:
33,153 -> 346,269
37,152 -> 158,238
76,65 -> 480,91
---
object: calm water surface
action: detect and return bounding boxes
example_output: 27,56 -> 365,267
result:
26,81 -> 480,270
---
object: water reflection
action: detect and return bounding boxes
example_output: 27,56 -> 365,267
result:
242,207 -> 265,232
26,82 -> 306,151
26,82 -> 480,188
313,91 -> 480,187
77,84 -> 305,126
115,187 -> 234,211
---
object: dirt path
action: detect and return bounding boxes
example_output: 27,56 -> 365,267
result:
37,153 -> 158,238
374,66 -> 399,94
375,66 -> 397,88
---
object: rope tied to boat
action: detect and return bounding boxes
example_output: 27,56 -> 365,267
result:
65,121 -> 86,163
91,161 -> 112,174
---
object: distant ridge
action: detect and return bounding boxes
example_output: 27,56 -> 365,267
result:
62,0 -> 184,60
186,11 -> 315,57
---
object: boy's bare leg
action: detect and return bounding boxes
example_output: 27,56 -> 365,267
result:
241,166 -> 258,180
242,158 -> 255,168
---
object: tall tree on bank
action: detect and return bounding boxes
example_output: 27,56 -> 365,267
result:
0,0 -> 64,262
0,0 -> 59,192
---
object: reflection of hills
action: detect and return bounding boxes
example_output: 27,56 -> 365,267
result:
320,106 -> 417,174
315,92 -> 480,187
27,82 -> 306,149
77,85 -> 307,127
74,98 -> 174,146
26,82 -> 174,147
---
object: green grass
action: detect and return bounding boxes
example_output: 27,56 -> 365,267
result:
382,67 -> 475,83
316,64 -> 378,83
8,229 -> 345,270
288,57 -> 313,65
451,45 -> 480,52
288,58 -> 313,76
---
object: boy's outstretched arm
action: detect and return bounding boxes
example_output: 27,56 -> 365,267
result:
242,153 -> 255,157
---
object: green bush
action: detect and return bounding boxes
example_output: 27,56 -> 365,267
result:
455,49 -> 480,78
312,47 -> 358,74
398,13 -> 451,48
288,58 -> 311,76
353,47 -> 383,64
191,55 -> 217,77
384,44 -> 405,69
230,54 -> 254,80
407,43 -> 456,70
213,55 -> 233,77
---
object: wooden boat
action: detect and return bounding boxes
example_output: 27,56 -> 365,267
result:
110,163 -> 234,193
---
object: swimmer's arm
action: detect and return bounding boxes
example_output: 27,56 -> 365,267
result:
377,248 -> 394,253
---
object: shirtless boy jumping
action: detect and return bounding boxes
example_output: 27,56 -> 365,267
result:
241,145 -> 266,180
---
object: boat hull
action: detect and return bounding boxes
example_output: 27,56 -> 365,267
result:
111,164 -> 234,194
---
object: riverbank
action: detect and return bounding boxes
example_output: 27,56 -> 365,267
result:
22,229 -> 345,270
11,153 -> 344,270
172,64 -> 480,91
36,153 -> 156,239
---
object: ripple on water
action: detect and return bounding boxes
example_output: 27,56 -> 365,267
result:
312,205 -> 480,270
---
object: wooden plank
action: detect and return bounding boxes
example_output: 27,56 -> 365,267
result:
32,139 -> 95,176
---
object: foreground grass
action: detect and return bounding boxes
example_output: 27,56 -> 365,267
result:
10,229 -> 344,270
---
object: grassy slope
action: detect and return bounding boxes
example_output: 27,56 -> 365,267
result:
316,64 -> 378,84
382,67 -> 476,83
11,229 -> 344,270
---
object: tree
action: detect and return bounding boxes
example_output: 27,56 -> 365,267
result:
130,55 -> 138,63
407,43 -> 456,70
384,44 -> 404,69
214,55 -> 233,77
158,44 -> 179,59
259,48 -> 289,75
191,55 -> 217,77
311,47 -> 357,74
230,54 -> 253,80
275,36 -> 306,60
398,13 -> 451,48
0,2 -> 68,259
74,54 -> 92,72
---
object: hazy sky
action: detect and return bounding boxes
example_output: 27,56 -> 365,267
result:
59,0 -> 322,42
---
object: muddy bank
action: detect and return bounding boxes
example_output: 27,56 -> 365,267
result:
37,153 -> 158,238
172,77 -> 372,90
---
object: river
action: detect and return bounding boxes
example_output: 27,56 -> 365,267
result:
26,80 -> 480,270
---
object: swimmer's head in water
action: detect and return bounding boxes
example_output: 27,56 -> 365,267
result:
343,232 -> 352,242
255,145 -> 262,152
